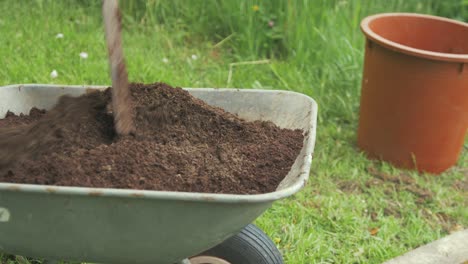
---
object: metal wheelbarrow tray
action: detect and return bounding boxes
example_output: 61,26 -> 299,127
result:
0,84 -> 317,264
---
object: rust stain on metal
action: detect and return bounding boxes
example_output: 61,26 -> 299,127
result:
130,192 -> 144,198
7,185 -> 21,191
45,187 -> 57,193
201,195 -> 216,201
88,191 -> 104,196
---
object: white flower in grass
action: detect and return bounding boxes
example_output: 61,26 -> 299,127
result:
162,58 -> 169,63
79,52 -> 88,59
50,70 -> 58,79
191,54 -> 198,60
56,33 -> 64,39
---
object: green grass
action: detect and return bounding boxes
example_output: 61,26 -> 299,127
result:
0,0 -> 467,263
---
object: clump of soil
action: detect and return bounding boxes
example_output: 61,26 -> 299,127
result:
0,83 -> 304,194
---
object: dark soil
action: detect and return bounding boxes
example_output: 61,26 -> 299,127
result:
0,83 -> 304,194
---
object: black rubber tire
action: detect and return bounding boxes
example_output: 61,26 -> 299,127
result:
195,224 -> 284,264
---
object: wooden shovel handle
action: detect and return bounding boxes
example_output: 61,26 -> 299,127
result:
102,0 -> 134,136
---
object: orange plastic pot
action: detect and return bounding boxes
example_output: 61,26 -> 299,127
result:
358,13 -> 468,174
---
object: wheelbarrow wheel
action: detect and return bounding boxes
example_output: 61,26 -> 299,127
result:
190,224 -> 283,264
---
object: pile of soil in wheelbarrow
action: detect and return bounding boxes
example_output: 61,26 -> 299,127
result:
0,83 -> 304,194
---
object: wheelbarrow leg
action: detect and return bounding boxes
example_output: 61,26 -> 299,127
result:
177,259 -> 191,264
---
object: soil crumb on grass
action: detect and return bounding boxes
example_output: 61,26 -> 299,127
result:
0,83 -> 304,194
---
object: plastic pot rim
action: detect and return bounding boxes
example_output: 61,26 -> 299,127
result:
361,12 -> 468,63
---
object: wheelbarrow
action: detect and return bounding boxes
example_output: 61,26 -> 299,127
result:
0,84 -> 317,264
